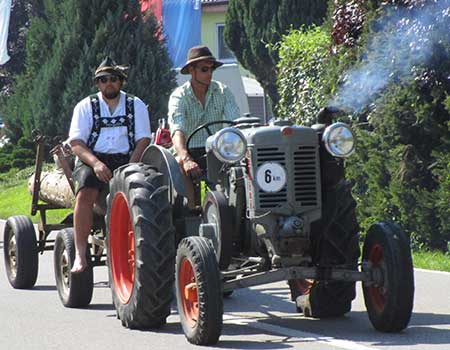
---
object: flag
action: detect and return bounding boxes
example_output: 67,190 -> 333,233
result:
141,0 -> 201,68
0,0 -> 12,65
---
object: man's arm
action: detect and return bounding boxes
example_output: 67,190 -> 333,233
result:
129,137 -> 150,163
70,140 -> 112,183
172,130 -> 202,178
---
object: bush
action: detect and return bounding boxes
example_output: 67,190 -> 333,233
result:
0,162 -> 11,173
276,2 -> 450,250
11,159 -> 27,169
276,26 -> 330,124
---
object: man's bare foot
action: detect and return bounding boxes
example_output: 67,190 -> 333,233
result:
71,254 -> 87,274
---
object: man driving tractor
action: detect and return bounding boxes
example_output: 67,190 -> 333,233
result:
167,45 -> 240,206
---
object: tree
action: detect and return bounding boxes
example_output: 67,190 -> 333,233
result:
224,0 -> 328,111
1,0 -> 176,142
0,0 -> 44,98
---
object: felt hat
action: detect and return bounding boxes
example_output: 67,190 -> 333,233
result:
180,45 -> 223,74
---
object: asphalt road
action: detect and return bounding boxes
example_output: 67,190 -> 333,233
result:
0,220 -> 449,350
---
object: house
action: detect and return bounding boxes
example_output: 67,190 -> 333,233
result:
140,0 -> 269,120
200,0 -> 269,121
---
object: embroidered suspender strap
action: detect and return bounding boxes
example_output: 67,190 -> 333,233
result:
86,94 -> 136,154
87,94 -> 101,150
125,94 -> 135,155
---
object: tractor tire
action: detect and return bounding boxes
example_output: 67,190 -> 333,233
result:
54,228 -> 94,308
202,191 -> 233,269
3,215 -> 38,289
307,180 -> 361,317
176,236 -> 223,345
107,163 -> 175,329
362,221 -> 414,332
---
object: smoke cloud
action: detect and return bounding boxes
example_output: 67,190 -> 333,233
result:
330,0 -> 450,114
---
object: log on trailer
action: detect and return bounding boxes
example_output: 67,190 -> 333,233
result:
28,170 -> 75,209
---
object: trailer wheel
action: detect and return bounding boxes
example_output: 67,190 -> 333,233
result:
363,221 -> 414,332
54,228 -> 93,308
3,215 -> 38,289
107,163 -> 175,329
176,236 -> 223,345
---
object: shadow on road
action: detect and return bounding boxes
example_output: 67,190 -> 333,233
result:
87,303 -> 115,311
32,285 -> 57,291
217,287 -> 450,348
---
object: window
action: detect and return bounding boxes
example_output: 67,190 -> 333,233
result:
216,24 -> 235,61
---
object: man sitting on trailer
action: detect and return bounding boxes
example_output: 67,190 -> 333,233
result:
67,56 -> 151,273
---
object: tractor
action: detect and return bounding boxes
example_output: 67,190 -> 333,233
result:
106,109 -> 414,345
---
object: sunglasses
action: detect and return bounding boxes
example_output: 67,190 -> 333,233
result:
196,66 -> 216,73
98,76 -> 120,84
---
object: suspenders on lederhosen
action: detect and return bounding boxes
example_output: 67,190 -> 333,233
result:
87,94 -> 136,155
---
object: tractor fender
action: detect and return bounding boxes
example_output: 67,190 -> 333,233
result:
140,145 -> 187,197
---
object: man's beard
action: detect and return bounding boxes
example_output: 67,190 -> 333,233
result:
103,89 -> 120,100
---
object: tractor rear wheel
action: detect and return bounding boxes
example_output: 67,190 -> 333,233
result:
3,215 -> 38,289
202,191 -> 233,269
107,163 -> 175,329
304,180 -> 360,317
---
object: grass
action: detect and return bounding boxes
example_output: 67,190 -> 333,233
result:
0,168 -> 449,272
0,165 -> 71,224
412,249 -> 450,272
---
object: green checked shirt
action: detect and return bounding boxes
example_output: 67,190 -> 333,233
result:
168,80 -> 240,148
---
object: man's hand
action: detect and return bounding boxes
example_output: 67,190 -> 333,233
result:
93,160 -> 112,183
182,157 -> 203,179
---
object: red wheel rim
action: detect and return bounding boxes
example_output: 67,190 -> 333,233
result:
179,257 -> 199,328
110,192 -> 135,304
368,243 -> 386,312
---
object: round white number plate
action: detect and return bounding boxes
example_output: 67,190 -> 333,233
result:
256,162 -> 287,193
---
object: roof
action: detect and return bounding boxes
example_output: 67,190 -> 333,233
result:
201,0 -> 229,5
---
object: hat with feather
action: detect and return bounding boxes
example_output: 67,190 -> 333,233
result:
94,56 -> 128,80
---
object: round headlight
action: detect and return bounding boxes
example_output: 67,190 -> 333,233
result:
322,122 -> 355,158
206,127 -> 247,163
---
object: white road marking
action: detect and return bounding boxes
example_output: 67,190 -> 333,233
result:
224,315 -> 378,350
415,268 -> 450,276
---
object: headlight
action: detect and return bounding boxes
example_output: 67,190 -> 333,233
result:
205,127 -> 247,163
322,122 -> 355,158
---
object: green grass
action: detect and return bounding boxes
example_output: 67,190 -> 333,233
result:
0,165 -> 71,224
0,170 -> 449,272
412,249 -> 450,272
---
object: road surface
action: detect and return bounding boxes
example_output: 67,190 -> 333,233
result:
0,220 -> 449,350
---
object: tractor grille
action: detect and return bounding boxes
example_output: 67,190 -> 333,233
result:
293,146 -> 318,206
255,146 -> 318,210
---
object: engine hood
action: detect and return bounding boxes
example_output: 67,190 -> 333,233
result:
239,124 -> 318,146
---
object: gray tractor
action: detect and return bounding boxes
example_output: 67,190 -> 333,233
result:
106,110 -> 414,345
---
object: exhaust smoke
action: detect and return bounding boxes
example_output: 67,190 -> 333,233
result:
330,0 -> 450,115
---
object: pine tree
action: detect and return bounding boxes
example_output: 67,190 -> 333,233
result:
1,0 -> 176,142
224,0 -> 328,111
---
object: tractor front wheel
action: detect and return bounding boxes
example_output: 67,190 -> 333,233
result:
363,221 -> 414,332
176,236 -> 223,345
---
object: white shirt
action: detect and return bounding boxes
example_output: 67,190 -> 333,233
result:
68,91 -> 151,154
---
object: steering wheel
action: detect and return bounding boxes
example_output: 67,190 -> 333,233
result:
186,120 -> 236,162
